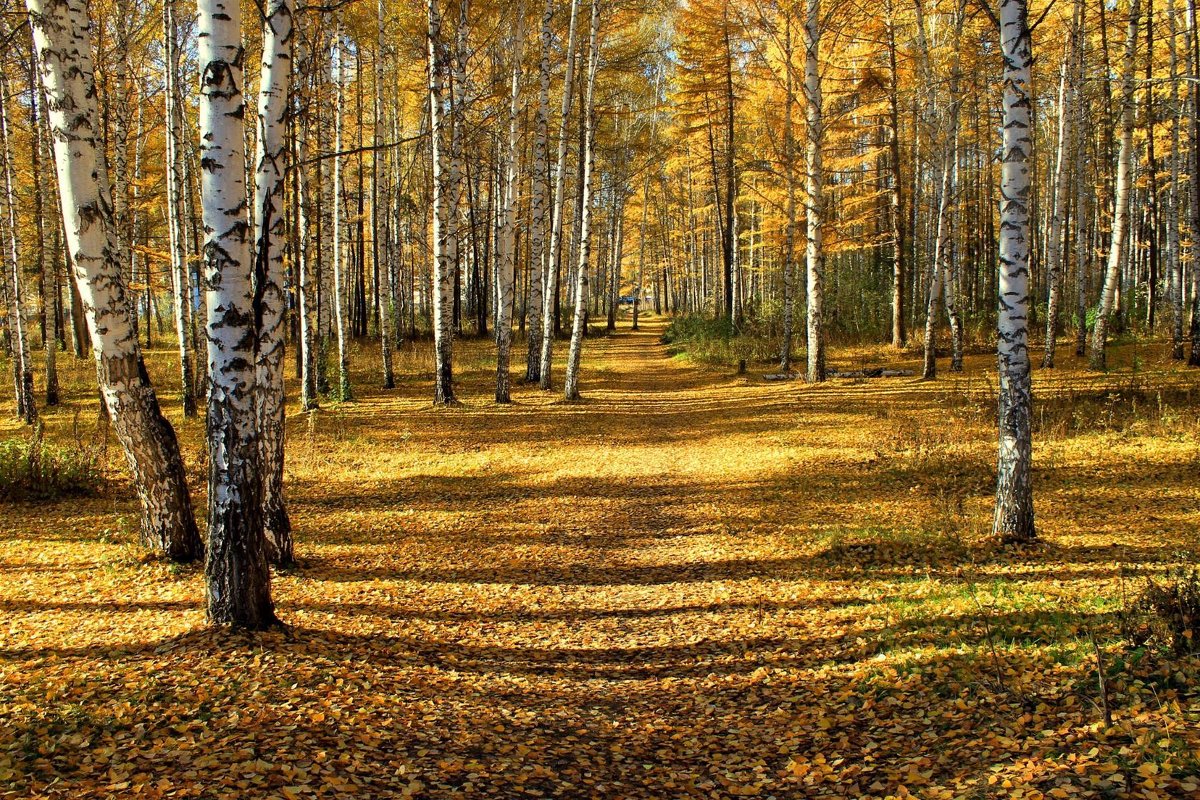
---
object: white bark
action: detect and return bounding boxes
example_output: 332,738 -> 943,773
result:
563,0 -> 600,402
376,0 -> 395,388
803,0 -> 825,383
253,0 -> 294,565
197,0 -> 276,625
496,2 -> 527,403
539,0 -> 581,389
995,0 -> 1036,542
1041,12 -> 1078,369
331,28 -> 352,400
0,71 -> 35,423
429,0 -> 457,404
1091,0 -> 1141,369
526,0 -> 553,382
27,0 -> 201,560
163,0 -> 196,417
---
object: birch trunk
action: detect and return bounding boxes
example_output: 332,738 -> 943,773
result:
563,0 -> 599,402
803,0 -> 825,383
165,0 -> 197,417
1041,11 -> 1078,369
885,0 -> 905,348
28,0 -> 202,561
496,3 -> 526,403
429,0 -> 457,404
296,40 -> 318,411
376,0 -> 395,388
331,29 -> 352,401
198,0 -> 277,626
538,0 -> 581,389
525,0 -> 552,382
1168,0 -> 1185,359
253,0 -> 294,566
994,0 -> 1036,543
0,71 -> 35,423
1090,0 -> 1140,369
29,55 -> 58,406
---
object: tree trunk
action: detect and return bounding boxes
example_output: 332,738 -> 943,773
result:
253,0 -> 294,567
28,0 -> 202,561
429,0 -> 458,404
197,0 -> 277,627
1091,0 -> 1140,369
563,0 -> 600,402
994,0 -> 1037,543
539,0 -> 581,389
496,2 -> 527,403
1,70 -> 36,425
331,28 -> 353,401
525,0 -> 552,382
803,0 -> 825,383
376,0 -> 395,388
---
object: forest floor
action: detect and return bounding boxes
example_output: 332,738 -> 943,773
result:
1,316 -> 1199,799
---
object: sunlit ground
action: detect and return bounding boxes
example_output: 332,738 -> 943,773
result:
1,314 -> 1197,798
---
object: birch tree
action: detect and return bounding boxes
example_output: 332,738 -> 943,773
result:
994,0 -> 1036,543
163,0 -> 196,417
0,70 -> 35,424
197,0 -> 277,626
526,0 -> 553,383
1041,2 -> 1080,369
253,0 -> 295,566
27,0 -> 202,561
803,0 -> 825,383
1090,0 -> 1141,370
429,0 -> 457,404
331,28 -> 353,401
539,0 -> 581,390
563,0 -> 600,402
496,2 -> 527,403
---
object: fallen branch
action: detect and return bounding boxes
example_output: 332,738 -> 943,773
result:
829,368 -> 915,379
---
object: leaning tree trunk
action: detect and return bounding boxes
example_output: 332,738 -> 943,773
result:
0,71 -> 36,424
1090,0 -> 1140,370
563,0 -> 600,402
197,0 -> 277,627
496,2 -> 527,403
525,0 -> 552,383
994,0 -> 1037,543
252,0 -> 294,567
803,0 -> 825,383
539,0 -> 581,389
27,0 -> 202,561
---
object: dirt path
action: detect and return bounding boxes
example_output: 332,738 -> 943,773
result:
1,315 -> 1197,798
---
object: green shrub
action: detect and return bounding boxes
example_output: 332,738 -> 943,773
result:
0,428 -> 104,501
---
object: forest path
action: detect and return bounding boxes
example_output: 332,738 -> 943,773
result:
3,315 -> 1197,797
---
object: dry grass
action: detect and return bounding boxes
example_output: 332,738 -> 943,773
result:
0,314 -> 1197,799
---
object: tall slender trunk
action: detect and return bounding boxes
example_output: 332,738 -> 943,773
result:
28,0 -> 202,561
1169,0 -> 1186,358
331,28 -> 353,400
1091,0 -> 1140,369
885,0 -> 905,349
198,0 -> 277,627
995,0 -> 1036,543
496,3 -> 527,403
635,76 -> 662,333
803,0 -> 825,382
539,0 -> 581,389
253,0 -> 294,566
525,0 -> 552,380
1041,9 -> 1078,368
563,0 -> 600,401
29,54 -> 57,406
376,0 -> 395,388
429,0 -> 457,404
0,71 -> 35,423
296,39 -> 318,410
